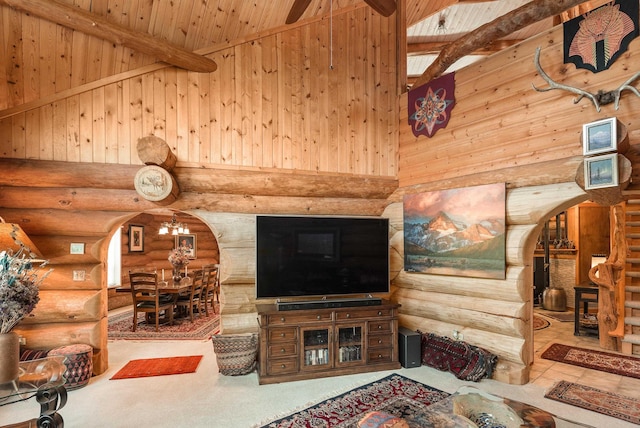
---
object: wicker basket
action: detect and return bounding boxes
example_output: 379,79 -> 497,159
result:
211,333 -> 258,376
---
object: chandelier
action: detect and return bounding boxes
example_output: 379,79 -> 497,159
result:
158,213 -> 189,235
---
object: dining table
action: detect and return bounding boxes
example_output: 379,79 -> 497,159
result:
116,277 -> 193,325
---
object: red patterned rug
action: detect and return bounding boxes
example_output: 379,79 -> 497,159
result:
535,309 -> 574,322
110,355 -> 203,380
545,380 -> 640,425
541,343 -> 640,379
108,308 -> 220,340
533,315 -> 550,331
258,374 -> 450,428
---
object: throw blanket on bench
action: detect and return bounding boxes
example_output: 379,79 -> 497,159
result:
419,332 -> 497,382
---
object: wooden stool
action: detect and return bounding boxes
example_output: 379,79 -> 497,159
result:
48,344 -> 93,390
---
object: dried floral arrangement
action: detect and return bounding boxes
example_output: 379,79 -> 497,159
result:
168,246 -> 191,267
0,225 -> 52,334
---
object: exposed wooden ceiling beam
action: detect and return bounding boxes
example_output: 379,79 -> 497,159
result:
287,0 -> 396,24
286,0 -> 312,24
0,0 -> 217,73
408,39 -> 522,56
364,0 -> 397,17
413,0 -> 591,87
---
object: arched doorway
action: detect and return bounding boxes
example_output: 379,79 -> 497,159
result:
105,209 -> 222,335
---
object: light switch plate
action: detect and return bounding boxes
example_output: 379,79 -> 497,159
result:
70,243 -> 85,254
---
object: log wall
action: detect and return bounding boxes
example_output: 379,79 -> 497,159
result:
392,25 -> 640,383
1,158 -> 393,375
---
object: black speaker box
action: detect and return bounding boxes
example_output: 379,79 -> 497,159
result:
398,327 -> 421,368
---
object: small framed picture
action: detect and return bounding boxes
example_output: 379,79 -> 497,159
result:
70,242 -> 85,254
175,234 -> 197,259
583,117 -> 617,156
584,153 -> 618,190
128,225 -> 144,252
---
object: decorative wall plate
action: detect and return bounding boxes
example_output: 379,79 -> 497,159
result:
134,165 -> 175,202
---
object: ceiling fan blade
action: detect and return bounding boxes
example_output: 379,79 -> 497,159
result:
286,0 -> 313,24
364,0 -> 396,17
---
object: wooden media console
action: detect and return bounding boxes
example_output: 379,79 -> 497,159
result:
256,300 -> 400,384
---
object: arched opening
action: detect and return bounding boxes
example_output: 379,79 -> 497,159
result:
528,195 -> 615,375
105,209 -> 222,339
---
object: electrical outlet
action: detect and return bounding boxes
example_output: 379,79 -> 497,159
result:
73,270 -> 86,281
19,336 -> 26,346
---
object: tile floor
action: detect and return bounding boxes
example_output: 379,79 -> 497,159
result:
531,307 -> 640,400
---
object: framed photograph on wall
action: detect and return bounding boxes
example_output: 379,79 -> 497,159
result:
583,117 -> 617,156
584,153 -> 618,190
128,225 -> 144,252
175,234 -> 197,259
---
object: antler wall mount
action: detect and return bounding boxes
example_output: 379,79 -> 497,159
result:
532,47 -> 640,112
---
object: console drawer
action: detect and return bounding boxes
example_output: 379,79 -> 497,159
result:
267,312 -> 333,325
267,357 -> 298,375
268,327 -> 297,342
268,342 -> 297,358
335,308 -> 392,321
368,334 -> 392,348
367,348 -> 392,363
368,320 -> 392,333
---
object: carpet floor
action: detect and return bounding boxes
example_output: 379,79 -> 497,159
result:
110,355 -> 203,380
545,380 -> 640,425
258,374 -> 450,428
108,307 -> 220,340
541,343 -> 640,379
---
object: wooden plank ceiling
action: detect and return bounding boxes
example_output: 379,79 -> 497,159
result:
0,0 -> 605,112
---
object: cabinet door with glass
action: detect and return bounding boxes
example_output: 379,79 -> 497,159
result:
301,326 -> 331,370
336,323 -> 365,366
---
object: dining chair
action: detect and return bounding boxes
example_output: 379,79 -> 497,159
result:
176,269 -> 204,321
129,271 -> 174,332
201,264 -> 220,315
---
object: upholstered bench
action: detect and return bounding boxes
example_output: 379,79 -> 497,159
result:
48,344 -> 93,390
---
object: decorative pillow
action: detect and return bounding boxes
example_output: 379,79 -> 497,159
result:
358,411 -> 410,428
419,332 -> 497,382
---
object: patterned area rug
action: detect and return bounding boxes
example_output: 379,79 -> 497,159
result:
545,380 -> 640,425
535,309 -> 574,322
108,308 -> 220,340
533,315 -> 550,330
110,355 -> 203,380
541,343 -> 640,379
258,374 -> 450,428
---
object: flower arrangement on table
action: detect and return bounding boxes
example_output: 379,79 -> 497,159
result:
168,246 -> 191,267
0,226 -> 51,334
168,246 -> 190,281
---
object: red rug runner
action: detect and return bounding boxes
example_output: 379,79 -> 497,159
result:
541,343 -> 640,379
110,355 -> 203,380
545,380 -> 640,425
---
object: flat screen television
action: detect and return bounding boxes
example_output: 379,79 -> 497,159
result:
256,216 -> 390,299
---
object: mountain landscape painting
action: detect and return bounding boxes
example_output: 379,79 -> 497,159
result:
403,183 -> 506,279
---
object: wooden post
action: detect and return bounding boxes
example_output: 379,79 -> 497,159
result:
589,204 -> 626,350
